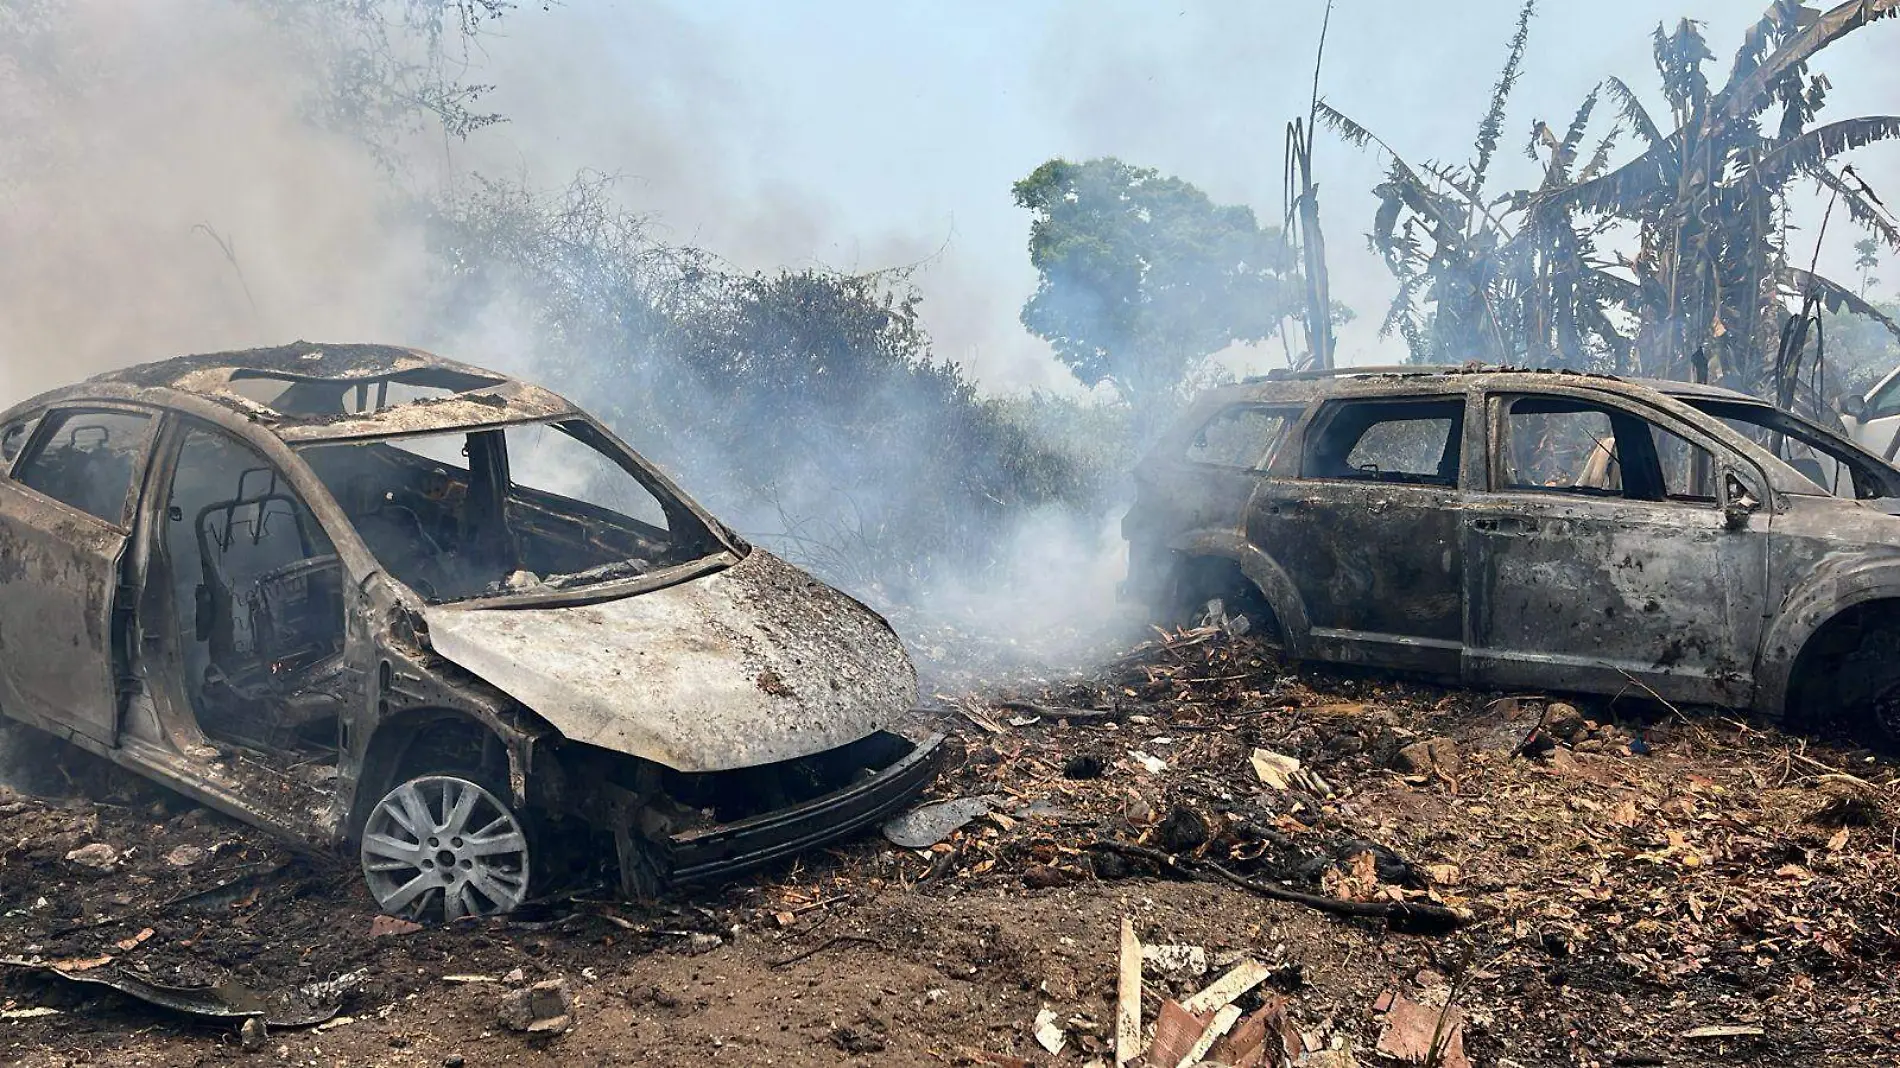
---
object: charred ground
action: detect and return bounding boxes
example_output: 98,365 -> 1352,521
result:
0,629 -> 1893,1067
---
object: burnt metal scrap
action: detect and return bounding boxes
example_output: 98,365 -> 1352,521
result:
0,957 -> 357,1027
1125,366 -> 1900,744
0,342 -> 941,922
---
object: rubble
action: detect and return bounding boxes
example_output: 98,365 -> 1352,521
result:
1375,993 -> 1468,1068
239,1017 -> 268,1052
881,795 -> 1000,848
1392,736 -> 1461,779
497,978 -> 573,1036
1031,1007 -> 1065,1054
63,843 -> 119,871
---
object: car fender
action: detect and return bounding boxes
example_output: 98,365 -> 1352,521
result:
1165,528 -> 1313,657
1757,547 -> 1900,716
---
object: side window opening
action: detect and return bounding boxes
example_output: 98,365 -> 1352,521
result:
0,413 -> 42,470
1185,407 -> 1296,469
14,409 -> 153,525
1496,396 -> 1718,505
1305,399 -> 1464,486
166,423 -> 344,756
1500,401 -> 1625,496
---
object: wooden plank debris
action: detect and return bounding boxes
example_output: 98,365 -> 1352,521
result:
1147,1000 -> 1213,1067
1176,1002 -> 1244,1066
1115,917 -> 1144,1065
1182,958 -> 1271,1015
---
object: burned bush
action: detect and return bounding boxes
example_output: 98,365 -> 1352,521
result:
426,177 -> 1110,601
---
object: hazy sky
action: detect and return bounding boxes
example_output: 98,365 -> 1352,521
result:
453,0 -> 1900,392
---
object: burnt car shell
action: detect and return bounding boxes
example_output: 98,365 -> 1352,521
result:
1124,365 -> 1900,742
0,342 -> 940,917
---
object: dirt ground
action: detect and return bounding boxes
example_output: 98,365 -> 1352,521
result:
0,628 -> 1895,1067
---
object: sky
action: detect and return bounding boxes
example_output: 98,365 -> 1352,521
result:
3,1 -> 1894,400
453,0 -> 1900,393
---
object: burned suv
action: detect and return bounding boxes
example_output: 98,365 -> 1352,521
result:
1126,366 -> 1900,743
0,343 -> 939,920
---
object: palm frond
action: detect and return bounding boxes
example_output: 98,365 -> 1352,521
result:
1578,128 -> 1623,183
1782,265 -> 1900,342
1321,102 -> 1503,237
1752,115 -> 1900,180
1807,164 -> 1900,252
1472,0 -> 1537,190
1603,77 -> 1667,147
1315,100 -> 1384,153
1720,0 -> 1900,122
1728,1 -> 1805,96
1539,142 -> 1672,215
1653,19 -> 1714,117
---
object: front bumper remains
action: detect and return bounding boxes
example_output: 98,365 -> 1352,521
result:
603,730 -> 945,893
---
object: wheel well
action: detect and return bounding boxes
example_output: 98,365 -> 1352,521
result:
1786,599 -> 1900,722
350,711 -> 512,840
1170,554 -> 1282,639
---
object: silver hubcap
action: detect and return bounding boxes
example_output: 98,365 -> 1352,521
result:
361,775 -> 529,921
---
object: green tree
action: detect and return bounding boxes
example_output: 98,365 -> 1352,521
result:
1012,158 -> 1295,420
1858,237 -> 1883,297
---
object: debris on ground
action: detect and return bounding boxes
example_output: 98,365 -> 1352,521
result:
367,915 -> 424,939
1031,1007 -> 1065,1054
239,1016 -> 268,1052
880,795 -> 1001,848
497,978 -> 573,1036
0,626 -> 1893,1065
1375,992 -> 1469,1068
62,843 -> 119,872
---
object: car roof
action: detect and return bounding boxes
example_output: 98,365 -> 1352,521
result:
1207,364 -> 1762,405
13,342 -> 578,442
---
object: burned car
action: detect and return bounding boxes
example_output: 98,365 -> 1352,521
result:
1126,366 -> 1900,743
0,343 -> 940,920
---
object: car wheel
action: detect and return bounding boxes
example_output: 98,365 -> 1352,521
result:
1839,626 -> 1900,749
360,774 -> 532,921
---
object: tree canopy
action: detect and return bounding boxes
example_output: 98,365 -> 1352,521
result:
1012,158 -> 1295,414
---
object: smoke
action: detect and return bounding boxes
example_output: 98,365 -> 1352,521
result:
0,0 -> 433,398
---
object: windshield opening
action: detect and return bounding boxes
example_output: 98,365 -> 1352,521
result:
1681,399 -> 1900,501
298,420 -> 721,602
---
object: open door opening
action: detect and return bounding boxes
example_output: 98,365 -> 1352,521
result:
162,423 -> 349,765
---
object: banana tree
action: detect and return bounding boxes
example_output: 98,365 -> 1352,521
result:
1327,0 -> 1900,404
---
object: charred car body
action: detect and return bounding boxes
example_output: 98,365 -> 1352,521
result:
0,344 -> 940,920
1126,366 -> 1900,743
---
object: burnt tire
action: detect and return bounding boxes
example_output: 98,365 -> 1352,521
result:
1165,556 -> 1280,640
360,773 -> 533,921
1837,626 -> 1900,749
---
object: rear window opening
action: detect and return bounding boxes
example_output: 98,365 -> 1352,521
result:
1185,407 -> 1298,469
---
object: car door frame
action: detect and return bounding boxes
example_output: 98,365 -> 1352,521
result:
1462,385 -> 1774,707
0,401 -> 161,747
1250,386 -> 1477,678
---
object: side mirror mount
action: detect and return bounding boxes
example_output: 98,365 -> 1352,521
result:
1839,393 -> 1868,421
1723,473 -> 1761,531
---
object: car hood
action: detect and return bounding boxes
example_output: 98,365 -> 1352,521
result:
419,550 -> 917,773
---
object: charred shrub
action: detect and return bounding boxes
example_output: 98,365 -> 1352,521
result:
426,177 -> 1122,603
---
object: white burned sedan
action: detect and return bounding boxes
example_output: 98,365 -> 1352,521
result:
0,343 -> 940,920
